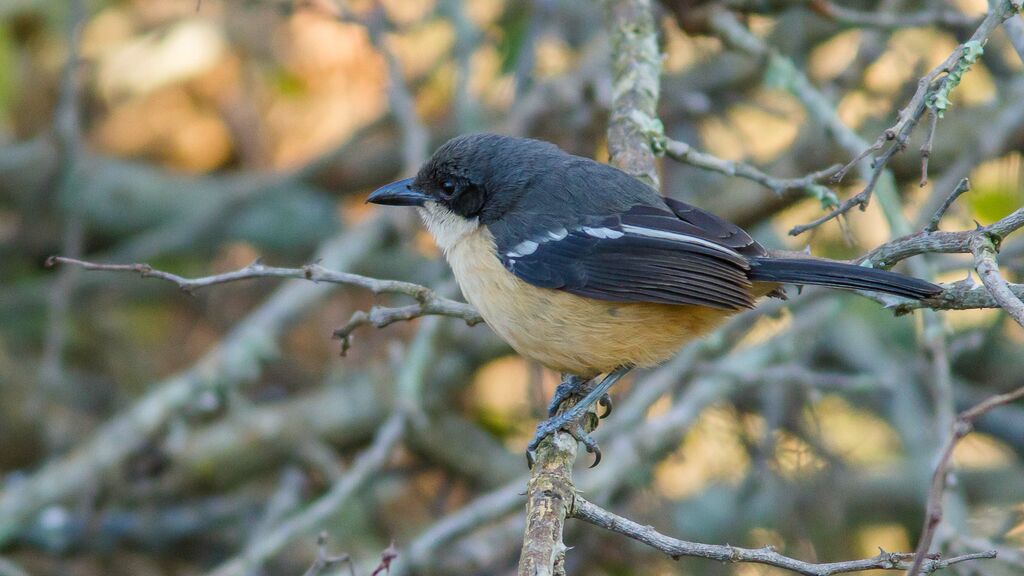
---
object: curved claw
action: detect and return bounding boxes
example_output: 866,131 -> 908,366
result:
597,394 -> 613,419
574,427 -> 603,468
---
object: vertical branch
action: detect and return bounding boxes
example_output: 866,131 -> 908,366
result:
517,431 -> 580,576
518,2 -> 663,574
443,0 -> 482,132
366,8 -> 429,176
604,0 -> 663,188
37,0 -> 86,451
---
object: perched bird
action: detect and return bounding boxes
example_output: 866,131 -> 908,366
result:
368,133 -> 941,466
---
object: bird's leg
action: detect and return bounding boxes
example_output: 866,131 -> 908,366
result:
547,375 -> 613,418
527,366 -> 632,468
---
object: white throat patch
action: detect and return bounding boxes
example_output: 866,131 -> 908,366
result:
417,202 -> 481,253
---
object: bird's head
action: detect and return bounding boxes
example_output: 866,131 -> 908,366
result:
367,133 -> 557,250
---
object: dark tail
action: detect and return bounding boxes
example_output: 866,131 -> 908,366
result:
748,257 -> 941,300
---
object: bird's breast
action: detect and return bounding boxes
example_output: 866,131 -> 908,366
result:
444,227 -> 734,376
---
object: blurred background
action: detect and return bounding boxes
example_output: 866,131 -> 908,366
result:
1,0 -> 1023,574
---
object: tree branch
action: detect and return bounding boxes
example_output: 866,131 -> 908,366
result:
662,137 -> 842,203
44,255 -> 483,355
0,222 -> 389,547
604,0 -> 663,188
207,412 -> 405,576
571,496 -> 994,576
905,384 -> 1024,576
970,234 -> 1024,328
517,1 -> 664,574
796,0 -> 1020,233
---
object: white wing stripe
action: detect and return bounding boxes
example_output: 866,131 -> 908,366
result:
507,239 -> 539,258
619,224 -> 742,257
505,223 -> 741,260
581,226 -> 624,239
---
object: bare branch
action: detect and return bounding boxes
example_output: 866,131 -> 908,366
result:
860,207 -> 1024,269
45,255 -> 483,355
371,540 -> 399,576
302,532 -> 354,576
207,412 -> 405,576
724,0 -> 980,30
605,0 -> 662,188
970,234 -> 1024,328
38,0 -> 87,449
924,178 -> 971,233
572,497 -> 994,576
0,223 -> 388,547
709,2 -> 1020,235
919,109 -> 939,187
517,1 -> 664,574
662,137 -> 842,202
704,8 -> 910,237
805,1 -> 979,30
905,385 -> 1024,576
795,0 -> 1020,233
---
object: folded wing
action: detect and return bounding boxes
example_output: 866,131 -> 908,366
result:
499,202 -> 764,310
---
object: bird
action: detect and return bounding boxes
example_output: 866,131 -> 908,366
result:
367,133 -> 942,467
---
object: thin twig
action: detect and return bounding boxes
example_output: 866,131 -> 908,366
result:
45,256 -> 483,355
302,532 -> 355,576
808,0 -> 979,30
924,178 -> 971,233
714,0 -> 1020,236
0,223 -> 389,547
919,110 -> 940,187
360,6 -> 429,176
904,385 -> 1024,576
371,541 -> 399,576
861,207 -> 1024,269
572,497 -> 994,576
662,138 -> 842,202
704,8 -> 913,238
207,413 -> 405,576
724,0 -> 980,30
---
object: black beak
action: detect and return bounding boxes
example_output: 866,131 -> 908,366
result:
367,178 -> 429,207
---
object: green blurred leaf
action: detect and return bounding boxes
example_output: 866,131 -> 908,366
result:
496,1 -> 530,75
0,24 -> 14,115
967,182 -> 1021,223
271,67 -> 306,97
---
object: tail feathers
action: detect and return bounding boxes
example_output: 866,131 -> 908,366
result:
748,258 -> 941,300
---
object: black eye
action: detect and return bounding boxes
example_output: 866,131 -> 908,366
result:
440,180 -> 456,199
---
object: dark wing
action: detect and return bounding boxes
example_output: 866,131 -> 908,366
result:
499,203 -> 759,310
661,197 -> 768,259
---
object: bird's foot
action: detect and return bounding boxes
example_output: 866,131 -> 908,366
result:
526,366 -> 632,470
546,376 -> 613,419
526,411 -> 602,469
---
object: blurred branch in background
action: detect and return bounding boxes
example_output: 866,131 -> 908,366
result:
36,0 -> 86,455
1,0 -> 1024,574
